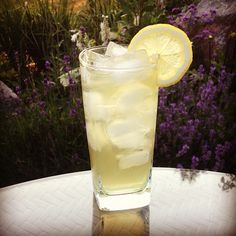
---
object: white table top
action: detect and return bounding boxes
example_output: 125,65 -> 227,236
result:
0,167 -> 235,236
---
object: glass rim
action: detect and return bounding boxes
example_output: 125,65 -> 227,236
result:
79,45 -> 155,72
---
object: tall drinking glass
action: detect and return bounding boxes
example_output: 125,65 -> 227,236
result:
79,46 -> 158,211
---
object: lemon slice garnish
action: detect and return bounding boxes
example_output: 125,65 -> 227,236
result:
128,24 -> 193,87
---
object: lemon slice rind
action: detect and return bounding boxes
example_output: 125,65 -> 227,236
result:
128,24 -> 193,87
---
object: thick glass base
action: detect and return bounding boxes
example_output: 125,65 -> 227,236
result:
94,185 -> 151,211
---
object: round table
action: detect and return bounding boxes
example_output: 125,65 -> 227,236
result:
0,168 -> 235,236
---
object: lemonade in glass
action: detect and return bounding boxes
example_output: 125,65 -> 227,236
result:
79,24 -> 192,211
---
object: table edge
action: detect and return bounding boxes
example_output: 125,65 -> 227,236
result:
1,167 -> 234,191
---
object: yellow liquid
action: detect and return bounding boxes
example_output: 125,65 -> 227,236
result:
81,65 -> 158,195
93,202 -> 149,235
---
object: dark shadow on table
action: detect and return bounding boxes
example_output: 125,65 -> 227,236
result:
176,169 -> 206,183
218,174 -> 236,192
177,168 -> 205,183
92,196 -> 150,236
177,168 -> 236,192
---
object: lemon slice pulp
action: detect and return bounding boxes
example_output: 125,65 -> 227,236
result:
128,24 -> 193,87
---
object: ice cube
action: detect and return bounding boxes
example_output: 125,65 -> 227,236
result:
80,66 -> 114,90
137,96 -> 158,127
106,50 -> 153,83
117,150 -> 150,169
105,42 -> 128,57
83,91 -> 108,121
85,50 -> 110,68
107,117 -> 150,149
86,122 -> 108,151
112,83 -> 153,114
112,49 -> 150,69
141,97 -> 157,115
80,66 -> 92,88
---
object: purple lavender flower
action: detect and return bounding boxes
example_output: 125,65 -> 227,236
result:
14,107 -> 23,116
202,12 -> 208,18
191,156 -> 199,169
168,4 -> 216,36
188,4 -> 196,10
215,143 -> 231,161
183,95 -> 190,102
15,86 -> 21,95
177,163 -> 184,169
25,96 -> 33,104
177,144 -> 190,157
76,98 -> 81,108
171,7 -> 180,14
79,26 -> 86,37
156,62 -> 235,173
159,122 -> 170,133
197,64 -> 205,76
32,89 -> 38,98
37,100 -> 47,117
43,77 -> 55,92
182,16 -> 190,22
38,101 -> 46,110
14,51 -> 20,71
167,15 -> 175,25
212,142 -> 229,171
67,74 -> 77,87
121,27 -> 128,36
45,60 -> 51,70
63,55 -> 72,72
209,64 -> 216,76
23,78 -> 29,85
202,151 -> 212,161
63,55 -> 70,62
209,129 -> 216,142
69,108 -> 77,117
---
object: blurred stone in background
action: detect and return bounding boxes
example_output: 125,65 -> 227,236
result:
195,0 -> 236,68
0,81 -> 20,112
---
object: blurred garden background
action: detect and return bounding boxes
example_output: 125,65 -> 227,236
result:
0,0 -> 235,187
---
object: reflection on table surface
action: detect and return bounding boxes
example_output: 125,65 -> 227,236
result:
0,168 -> 235,236
93,198 -> 149,235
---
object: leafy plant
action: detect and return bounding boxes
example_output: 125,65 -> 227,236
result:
75,0 -> 119,43
0,64 -> 88,187
0,0 -> 75,77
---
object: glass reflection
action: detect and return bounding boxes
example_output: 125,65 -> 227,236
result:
92,196 -> 150,235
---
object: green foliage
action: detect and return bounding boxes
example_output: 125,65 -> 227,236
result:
0,0 -> 75,73
75,0 -> 119,43
75,0 -> 167,44
119,0 -> 165,25
115,0 -> 167,41
0,73 -> 88,187
0,53 -> 17,82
